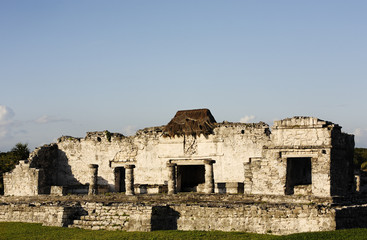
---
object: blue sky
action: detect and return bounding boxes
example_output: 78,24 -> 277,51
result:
0,0 -> 366,151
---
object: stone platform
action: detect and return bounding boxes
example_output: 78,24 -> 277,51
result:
0,193 -> 367,235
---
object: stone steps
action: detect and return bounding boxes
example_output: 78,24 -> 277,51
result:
70,214 -> 129,230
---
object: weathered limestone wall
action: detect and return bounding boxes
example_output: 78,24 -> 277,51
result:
2,115 -> 354,198
166,203 -> 335,234
0,195 -> 354,235
212,122 -> 270,183
247,117 -> 354,197
3,161 -> 46,196
0,203 -> 75,227
0,194 -> 367,235
54,123 -> 270,192
252,148 -> 332,197
271,117 -> 333,146
71,202 -> 153,231
55,134 -> 122,190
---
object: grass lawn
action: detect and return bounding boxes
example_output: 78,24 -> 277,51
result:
1,223 -> 367,240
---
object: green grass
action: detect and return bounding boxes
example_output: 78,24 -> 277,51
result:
1,223 -> 367,240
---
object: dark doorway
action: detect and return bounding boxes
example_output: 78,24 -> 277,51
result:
114,167 -> 126,192
285,157 -> 312,195
177,165 -> 205,192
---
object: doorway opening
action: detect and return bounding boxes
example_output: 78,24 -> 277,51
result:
285,157 -> 312,195
114,167 -> 126,192
177,165 -> 205,192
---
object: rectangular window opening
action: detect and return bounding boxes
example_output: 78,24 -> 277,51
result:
285,157 -> 312,195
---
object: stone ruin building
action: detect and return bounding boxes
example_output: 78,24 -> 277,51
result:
1,108 -> 366,235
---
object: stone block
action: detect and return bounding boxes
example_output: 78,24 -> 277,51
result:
216,182 -> 244,194
50,186 -> 67,196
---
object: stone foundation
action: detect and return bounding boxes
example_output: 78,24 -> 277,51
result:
0,194 -> 366,235
0,203 -> 75,227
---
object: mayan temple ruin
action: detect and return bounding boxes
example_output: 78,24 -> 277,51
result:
1,108 -> 367,235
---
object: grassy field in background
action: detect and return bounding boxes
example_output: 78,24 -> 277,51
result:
1,222 -> 367,240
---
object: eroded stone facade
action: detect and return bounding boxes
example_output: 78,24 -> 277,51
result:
4,110 -> 354,198
1,109 -> 358,234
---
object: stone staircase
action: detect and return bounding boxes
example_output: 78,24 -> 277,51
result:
71,213 -> 130,230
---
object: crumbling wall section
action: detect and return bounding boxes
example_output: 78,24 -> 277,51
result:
55,123 -> 270,192
3,161 -> 46,196
0,203 -> 76,227
212,122 -> 270,183
28,144 -> 59,190
56,133 -> 126,191
14,115 -> 352,197
3,144 -> 59,196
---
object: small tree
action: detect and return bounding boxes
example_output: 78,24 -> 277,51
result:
11,143 -> 30,160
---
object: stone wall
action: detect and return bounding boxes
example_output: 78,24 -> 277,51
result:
246,117 -> 355,197
3,161 -> 46,196
71,202 -> 152,231
28,144 -> 59,189
0,203 -> 75,227
166,203 -> 335,234
53,122 -> 270,193
0,194 -> 367,235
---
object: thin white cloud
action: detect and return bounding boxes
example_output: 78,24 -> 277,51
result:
240,115 -> 256,123
0,105 -> 15,125
354,128 -> 367,148
34,115 -> 70,124
0,105 -> 15,140
354,128 -> 363,137
122,125 -> 137,136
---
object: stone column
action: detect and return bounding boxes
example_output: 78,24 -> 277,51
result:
125,165 -> 135,196
243,160 -> 253,194
355,174 -> 361,192
204,160 -> 215,194
167,163 -> 177,194
88,164 -> 98,195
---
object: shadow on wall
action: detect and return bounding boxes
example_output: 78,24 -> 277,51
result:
330,129 -> 355,196
56,150 -> 109,194
151,206 -> 180,230
56,150 -> 83,187
330,150 -> 355,196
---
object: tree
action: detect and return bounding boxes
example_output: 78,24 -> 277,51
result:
354,148 -> 367,170
11,143 -> 30,160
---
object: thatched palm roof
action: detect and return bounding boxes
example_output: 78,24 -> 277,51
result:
163,109 -> 217,137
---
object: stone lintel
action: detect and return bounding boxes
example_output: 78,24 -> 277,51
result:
170,159 -> 215,165
281,152 -> 319,159
110,161 -> 136,168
